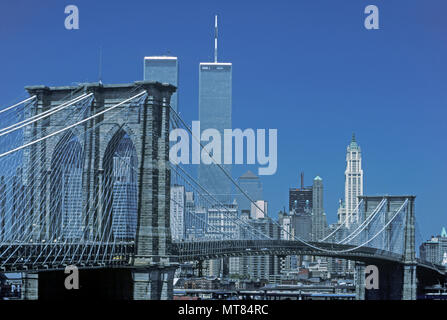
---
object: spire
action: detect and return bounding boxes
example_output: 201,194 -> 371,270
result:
442,227 -> 447,238
348,132 -> 359,150
214,15 -> 218,63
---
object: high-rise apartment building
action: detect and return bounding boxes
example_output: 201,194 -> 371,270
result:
143,56 -> 178,112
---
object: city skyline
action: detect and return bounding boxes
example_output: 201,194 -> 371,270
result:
0,0 -> 445,241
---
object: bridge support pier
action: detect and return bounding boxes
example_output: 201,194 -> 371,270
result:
21,273 -> 38,300
132,266 -> 177,300
354,262 -> 365,300
402,264 -> 417,300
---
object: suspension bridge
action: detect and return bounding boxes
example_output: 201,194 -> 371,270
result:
0,81 -> 444,300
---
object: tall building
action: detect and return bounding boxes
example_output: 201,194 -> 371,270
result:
250,200 -> 268,219
291,200 -> 312,241
289,176 -> 313,213
420,227 -> 447,265
238,216 -> 281,280
278,210 -> 293,272
184,191 -> 204,240
185,205 -> 207,240
339,134 -> 364,227
237,170 -> 263,213
312,176 -> 327,241
198,16 -> 232,204
170,185 -> 185,241
205,201 -> 238,277
206,202 -> 238,240
143,56 -> 178,112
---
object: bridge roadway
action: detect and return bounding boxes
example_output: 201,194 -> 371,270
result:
0,240 -> 444,275
174,240 -> 445,275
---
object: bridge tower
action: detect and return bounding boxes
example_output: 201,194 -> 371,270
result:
354,195 -> 416,300
22,81 -> 177,300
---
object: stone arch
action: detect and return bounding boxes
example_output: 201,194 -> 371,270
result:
102,128 -> 139,242
101,123 -> 141,169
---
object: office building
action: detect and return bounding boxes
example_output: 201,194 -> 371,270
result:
420,227 -> 447,265
198,16 -> 232,203
289,173 -> 313,213
206,202 -> 238,240
205,201 -> 238,277
339,134 -> 364,227
312,176 -> 327,241
250,200 -> 268,219
239,217 -> 281,280
237,170 -> 263,213
143,56 -> 178,112
291,200 -> 312,241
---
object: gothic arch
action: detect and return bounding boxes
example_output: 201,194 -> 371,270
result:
49,131 -> 84,240
102,128 -> 139,242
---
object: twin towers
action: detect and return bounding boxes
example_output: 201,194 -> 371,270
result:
144,15 -> 232,203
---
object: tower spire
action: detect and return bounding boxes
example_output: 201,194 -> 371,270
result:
214,15 -> 218,63
352,132 -> 356,143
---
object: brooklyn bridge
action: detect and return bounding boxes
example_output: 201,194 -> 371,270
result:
0,82 -> 444,300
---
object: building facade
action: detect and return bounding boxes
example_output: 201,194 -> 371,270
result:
311,176 -> 327,241
198,61 -> 232,204
237,170 -> 263,213
170,185 -> 186,241
251,200 -> 268,220
420,227 -> 447,265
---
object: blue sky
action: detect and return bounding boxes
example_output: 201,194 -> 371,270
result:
0,0 -> 446,239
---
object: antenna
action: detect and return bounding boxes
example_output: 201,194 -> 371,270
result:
98,46 -> 103,85
214,15 -> 218,63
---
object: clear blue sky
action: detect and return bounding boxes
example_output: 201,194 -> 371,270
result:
0,0 -> 446,240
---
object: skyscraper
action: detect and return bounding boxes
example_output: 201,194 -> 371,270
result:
143,56 -> 178,112
291,201 -> 312,241
237,170 -> 263,213
289,173 -> 313,213
340,134 -> 364,227
312,176 -> 327,241
198,16 -> 232,203
419,227 -> 447,265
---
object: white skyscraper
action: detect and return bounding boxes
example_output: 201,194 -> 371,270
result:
341,133 -> 363,227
